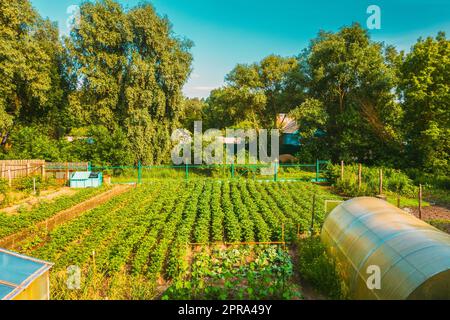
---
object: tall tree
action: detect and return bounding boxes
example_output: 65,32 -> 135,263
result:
205,55 -> 302,129
290,23 -> 402,163
66,0 -> 193,164
0,0 -> 66,144
400,32 -> 450,175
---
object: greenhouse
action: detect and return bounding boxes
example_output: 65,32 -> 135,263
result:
0,248 -> 53,300
322,197 -> 450,300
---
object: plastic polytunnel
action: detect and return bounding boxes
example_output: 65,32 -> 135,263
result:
321,197 -> 450,300
0,248 -> 53,300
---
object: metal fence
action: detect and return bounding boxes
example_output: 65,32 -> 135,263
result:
90,160 -> 330,184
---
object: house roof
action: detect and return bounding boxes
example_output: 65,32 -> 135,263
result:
0,248 -> 53,300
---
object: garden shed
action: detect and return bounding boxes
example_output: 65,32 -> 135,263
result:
0,248 -> 53,300
70,171 -> 103,188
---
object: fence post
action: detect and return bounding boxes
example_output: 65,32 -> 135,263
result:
274,161 -> 278,182
138,161 -> 142,184
316,159 -> 320,182
8,169 -> 11,187
231,163 -> 235,179
358,163 -> 362,190
418,184 -> 423,220
340,161 -> 344,181
65,162 -> 69,183
379,169 -> 383,195
41,163 -> 46,179
310,194 -> 316,237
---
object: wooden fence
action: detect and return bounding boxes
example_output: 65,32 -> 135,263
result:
0,160 -> 45,180
0,160 -> 89,185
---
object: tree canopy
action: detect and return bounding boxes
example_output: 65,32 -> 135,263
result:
0,1 -> 448,176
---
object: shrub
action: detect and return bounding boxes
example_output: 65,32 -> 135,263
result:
326,164 -> 417,197
0,178 -> 10,205
15,176 -> 57,196
297,237 -> 348,299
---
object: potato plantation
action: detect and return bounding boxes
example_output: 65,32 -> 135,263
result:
8,180 -> 339,300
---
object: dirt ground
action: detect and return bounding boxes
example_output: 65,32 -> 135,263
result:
402,205 -> 450,233
1,187 -> 77,216
405,205 -> 450,221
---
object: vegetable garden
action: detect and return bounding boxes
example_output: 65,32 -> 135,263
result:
9,180 -> 340,300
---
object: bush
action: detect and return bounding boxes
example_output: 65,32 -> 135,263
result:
326,164 -> 417,197
14,176 -> 57,196
297,237 -> 348,299
0,178 -> 10,205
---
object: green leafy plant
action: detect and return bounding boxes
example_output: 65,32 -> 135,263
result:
297,237 -> 348,299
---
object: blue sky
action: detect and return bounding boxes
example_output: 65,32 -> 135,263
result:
30,0 -> 450,98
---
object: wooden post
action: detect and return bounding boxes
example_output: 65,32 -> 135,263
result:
8,169 -> 11,187
418,184 -> 423,220
33,178 -> 36,195
340,161 -> 344,181
66,162 -> 69,182
379,169 -> 383,195
41,163 -> 46,179
358,163 -> 362,190
92,250 -> 96,274
310,194 -> 316,237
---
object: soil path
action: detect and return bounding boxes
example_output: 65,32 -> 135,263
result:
1,188 -> 77,216
0,185 -> 132,249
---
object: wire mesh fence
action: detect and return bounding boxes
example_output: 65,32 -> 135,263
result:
90,161 -> 331,184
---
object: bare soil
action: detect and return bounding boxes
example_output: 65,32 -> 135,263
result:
0,185 -> 131,249
406,205 -> 450,221
1,187 -> 77,216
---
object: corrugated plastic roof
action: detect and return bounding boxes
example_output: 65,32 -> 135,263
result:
70,171 -> 92,180
322,197 -> 450,300
0,248 -> 53,300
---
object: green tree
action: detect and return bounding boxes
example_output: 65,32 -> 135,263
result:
205,55 -> 302,129
291,23 -> 402,163
180,98 -> 207,131
3,126 -> 62,161
0,0 -> 67,143
67,0 -> 193,164
68,125 -> 131,166
399,32 -> 450,175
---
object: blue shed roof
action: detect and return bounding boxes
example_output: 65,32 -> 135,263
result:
71,171 -> 92,180
0,248 -> 52,300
